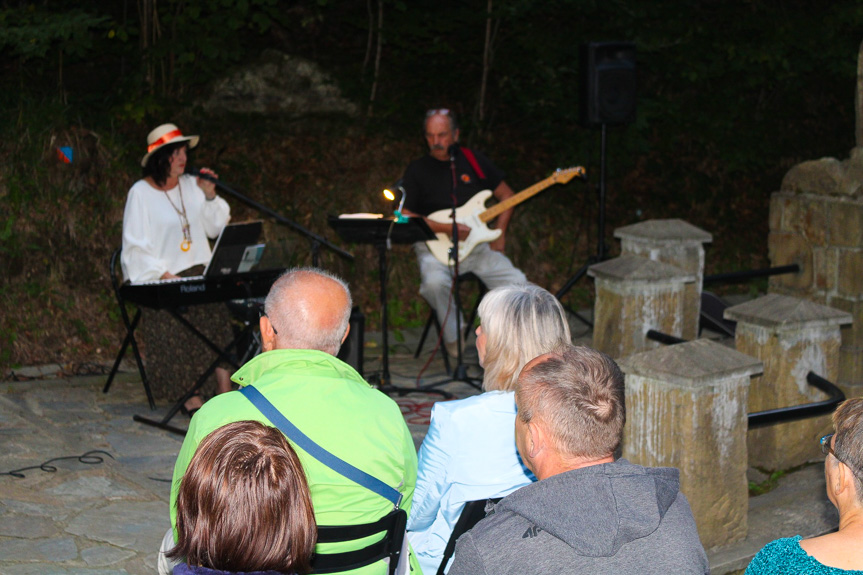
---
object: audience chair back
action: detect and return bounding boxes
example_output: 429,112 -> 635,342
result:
436,497 -> 501,575
312,508 -> 407,575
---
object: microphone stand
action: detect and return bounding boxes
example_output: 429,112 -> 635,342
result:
194,171 -> 353,264
419,149 -> 482,392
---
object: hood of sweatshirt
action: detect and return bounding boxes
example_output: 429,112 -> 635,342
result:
493,458 -> 681,558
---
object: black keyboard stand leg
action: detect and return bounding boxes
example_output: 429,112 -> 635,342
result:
104,308 -> 156,410
133,323 -> 255,436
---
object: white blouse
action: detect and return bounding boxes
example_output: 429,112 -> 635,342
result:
121,175 -> 230,283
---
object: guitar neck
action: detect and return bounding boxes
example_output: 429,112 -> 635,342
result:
479,177 -> 557,223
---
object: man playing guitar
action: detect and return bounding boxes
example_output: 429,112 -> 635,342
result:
400,109 -> 527,358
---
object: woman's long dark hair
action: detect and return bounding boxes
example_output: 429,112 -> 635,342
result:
167,420 -> 317,573
142,141 -> 190,187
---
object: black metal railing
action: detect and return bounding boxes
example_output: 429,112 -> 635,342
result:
646,329 -> 686,345
644,330 -> 844,428
703,264 -> 800,285
748,372 -> 845,428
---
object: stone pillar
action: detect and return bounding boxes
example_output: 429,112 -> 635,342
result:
724,293 -> 852,470
615,219 -> 713,340
619,339 -> 763,549
770,147 -> 863,397
588,255 -> 694,359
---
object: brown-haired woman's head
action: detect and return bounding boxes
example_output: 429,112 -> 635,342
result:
168,420 -> 317,573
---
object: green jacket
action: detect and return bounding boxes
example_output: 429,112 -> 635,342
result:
169,349 -> 420,574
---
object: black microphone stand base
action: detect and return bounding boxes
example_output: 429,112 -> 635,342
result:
367,370 -> 454,400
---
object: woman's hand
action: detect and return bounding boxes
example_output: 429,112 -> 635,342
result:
196,167 -> 219,199
161,271 -> 180,280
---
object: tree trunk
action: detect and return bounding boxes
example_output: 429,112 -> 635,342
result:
367,0 -> 384,118
363,0 -> 374,75
857,38 -> 863,148
473,0 -> 498,140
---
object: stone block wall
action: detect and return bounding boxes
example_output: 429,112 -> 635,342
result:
769,156 -> 863,397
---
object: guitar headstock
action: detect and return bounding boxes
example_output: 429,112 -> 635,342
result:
551,166 -> 586,184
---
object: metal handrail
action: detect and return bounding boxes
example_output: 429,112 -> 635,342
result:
703,264 -> 800,285
645,329 -> 686,345
748,372 -> 845,429
644,330 -> 844,428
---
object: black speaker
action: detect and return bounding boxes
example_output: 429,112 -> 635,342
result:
579,42 -> 637,127
337,306 -> 365,374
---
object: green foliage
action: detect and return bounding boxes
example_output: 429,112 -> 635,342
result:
1,0 -> 862,370
0,6 -> 109,61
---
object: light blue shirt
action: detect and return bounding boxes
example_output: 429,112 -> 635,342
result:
407,391 -> 536,575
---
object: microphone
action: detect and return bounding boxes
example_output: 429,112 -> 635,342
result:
186,166 -> 218,183
447,144 -> 459,161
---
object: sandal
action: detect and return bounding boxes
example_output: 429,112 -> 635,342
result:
180,393 -> 204,418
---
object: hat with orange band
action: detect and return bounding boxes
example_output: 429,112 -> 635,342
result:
140,123 -> 199,167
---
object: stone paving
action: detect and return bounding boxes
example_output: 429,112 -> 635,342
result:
0,326 -> 840,574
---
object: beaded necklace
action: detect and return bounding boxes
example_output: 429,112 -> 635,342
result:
161,179 -> 192,252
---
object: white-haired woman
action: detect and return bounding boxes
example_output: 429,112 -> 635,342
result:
407,284 -> 572,575
747,397 -> 863,573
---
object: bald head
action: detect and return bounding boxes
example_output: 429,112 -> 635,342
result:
262,268 -> 352,355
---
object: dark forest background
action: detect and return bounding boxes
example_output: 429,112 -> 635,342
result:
1,0 -> 861,370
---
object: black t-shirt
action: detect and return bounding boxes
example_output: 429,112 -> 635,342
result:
401,148 -> 505,217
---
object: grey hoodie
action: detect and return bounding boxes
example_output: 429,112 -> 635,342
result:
447,459 -> 709,575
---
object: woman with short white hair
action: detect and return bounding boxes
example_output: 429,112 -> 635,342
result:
407,284 -> 572,575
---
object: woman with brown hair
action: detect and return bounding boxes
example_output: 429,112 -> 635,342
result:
746,397 -> 863,574
167,420 -> 317,574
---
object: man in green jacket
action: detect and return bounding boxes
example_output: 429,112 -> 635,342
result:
159,268 -> 419,575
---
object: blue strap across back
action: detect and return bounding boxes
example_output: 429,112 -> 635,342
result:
239,385 -> 401,507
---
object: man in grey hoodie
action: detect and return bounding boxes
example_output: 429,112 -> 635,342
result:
448,344 -> 709,574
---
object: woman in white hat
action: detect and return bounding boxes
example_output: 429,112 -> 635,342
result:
121,123 -> 233,414
121,123 -> 231,283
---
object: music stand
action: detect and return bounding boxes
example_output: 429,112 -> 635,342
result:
328,215 -> 451,399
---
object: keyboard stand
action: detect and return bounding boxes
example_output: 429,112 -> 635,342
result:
133,302 -> 262,435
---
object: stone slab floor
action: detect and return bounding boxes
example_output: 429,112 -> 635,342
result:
0,331 -> 839,574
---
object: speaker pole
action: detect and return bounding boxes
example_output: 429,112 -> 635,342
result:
556,41 -> 635,312
598,122 -> 607,262
555,122 -> 608,312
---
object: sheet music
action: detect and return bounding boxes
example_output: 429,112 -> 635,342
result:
339,213 -> 383,219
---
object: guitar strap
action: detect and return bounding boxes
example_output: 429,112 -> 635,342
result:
460,147 -> 486,181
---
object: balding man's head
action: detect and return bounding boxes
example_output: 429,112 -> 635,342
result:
262,268 -> 352,355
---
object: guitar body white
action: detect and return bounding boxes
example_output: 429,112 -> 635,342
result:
421,166 -> 585,266
426,190 -> 501,265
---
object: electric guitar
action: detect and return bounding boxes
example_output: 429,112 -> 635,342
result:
425,166 -> 585,265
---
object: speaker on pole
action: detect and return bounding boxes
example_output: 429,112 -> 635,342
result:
579,42 -> 637,127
